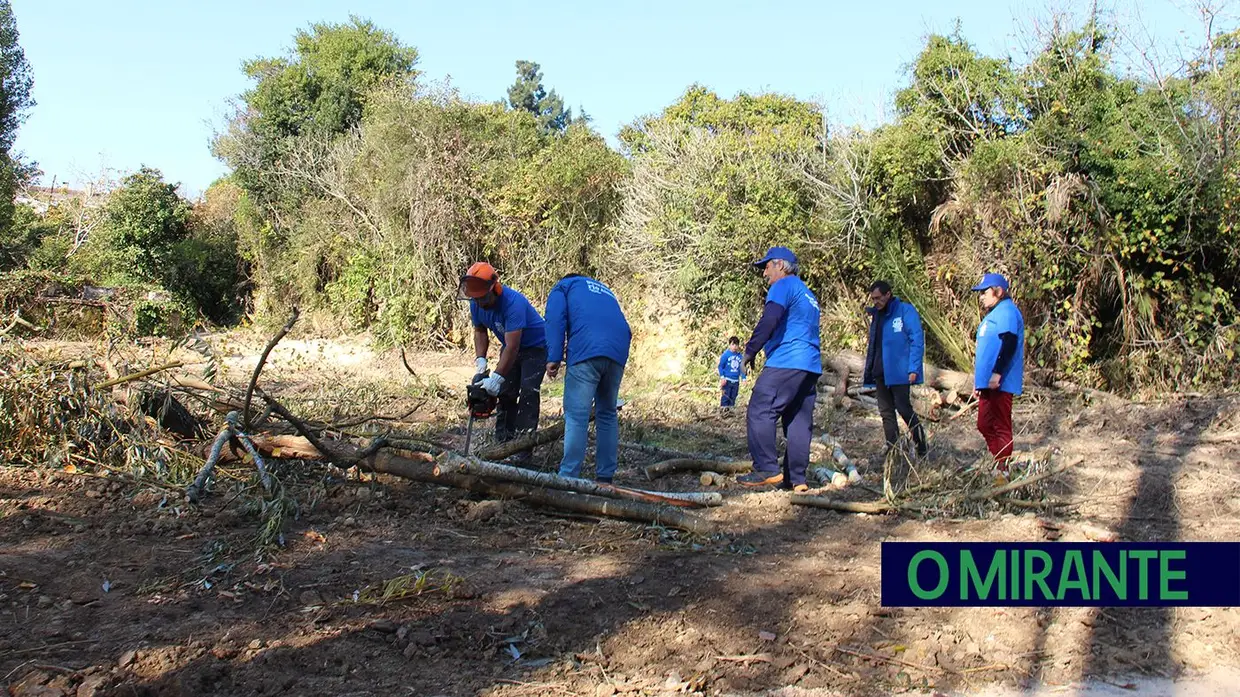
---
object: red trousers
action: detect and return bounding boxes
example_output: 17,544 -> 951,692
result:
977,389 -> 1014,468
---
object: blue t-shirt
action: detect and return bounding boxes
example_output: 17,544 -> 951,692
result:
470,288 -> 547,350
545,276 -> 631,366
718,349 -> 744,381
974,297 -> 1025,394
762,276 -> 822,374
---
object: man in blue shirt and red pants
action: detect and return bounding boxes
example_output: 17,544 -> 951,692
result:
971,273 -> 1025,483
738,246 -> 822,493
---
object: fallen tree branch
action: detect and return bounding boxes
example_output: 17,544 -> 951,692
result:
790,495 -> 897,514
1051,380 -> 1126,406
399,347 -> 417,377
187,420 -> 235,503
963,456 -> 1082,502
361,451 -> 713,534
217,434 -> 327,463
446,454 -> 722,507
94,361 -> 184,390
253,386 -> 341,466
243,307 -> 299,431
644,458 -> 752,480
478,422 -> 567,461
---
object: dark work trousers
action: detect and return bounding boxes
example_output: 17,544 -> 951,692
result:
976,388 -> 1014,468
874,381 -> 927,453
746,367 -> 818,487
496,346 -> 547,461
721,380 -> 740,407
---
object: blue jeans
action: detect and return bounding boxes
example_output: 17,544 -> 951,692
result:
746,367 -> 818,486
721,380 -> 740,407
558,356 -> 625,480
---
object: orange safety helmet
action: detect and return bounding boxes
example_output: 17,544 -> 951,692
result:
459,261 -> 503,299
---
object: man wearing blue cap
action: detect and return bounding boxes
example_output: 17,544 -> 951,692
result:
738,246 -> 822,492
971,272 -> 1025,481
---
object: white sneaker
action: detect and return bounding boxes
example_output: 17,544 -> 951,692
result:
846,466 -> 862,485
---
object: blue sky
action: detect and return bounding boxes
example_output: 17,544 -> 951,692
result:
9,0 -> 1219,198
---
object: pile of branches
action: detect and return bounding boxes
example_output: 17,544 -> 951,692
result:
0,342 -> 201,482
792,439 -> 1083,517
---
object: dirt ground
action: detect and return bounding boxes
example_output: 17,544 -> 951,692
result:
2,333 -> 1239,697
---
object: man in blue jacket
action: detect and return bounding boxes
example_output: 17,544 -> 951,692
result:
460,262 -> 547,465
544,274 -> 632,483
862,280 -> 928,457
739,246 -> 822,492
971,273 -> 1025,481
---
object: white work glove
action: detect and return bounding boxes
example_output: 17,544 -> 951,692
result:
474,357 -> 488,375
480,372 -> 505,396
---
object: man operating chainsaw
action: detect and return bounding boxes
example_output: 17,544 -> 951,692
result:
460,262 -> 548,465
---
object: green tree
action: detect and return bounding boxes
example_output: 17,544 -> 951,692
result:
507,60 -> 572,134
213,17 -> 419,216
0,0 -> 34,235
89,167 -> 191,286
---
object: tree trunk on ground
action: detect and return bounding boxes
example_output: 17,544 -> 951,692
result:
446,454 -> 723,507
644,458 -> 752,480
478,421 -> 567,461
361,451 -> 713,534
826,350 -> 973,394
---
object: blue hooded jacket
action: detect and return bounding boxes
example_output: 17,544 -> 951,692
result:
862,296 -> 925,387
544,275 -> 631,367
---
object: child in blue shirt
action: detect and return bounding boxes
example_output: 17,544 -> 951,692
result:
718,336 -> 746,408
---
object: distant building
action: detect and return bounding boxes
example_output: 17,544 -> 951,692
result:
16,185 -> 108,214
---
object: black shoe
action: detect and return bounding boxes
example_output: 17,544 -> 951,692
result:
738,471 -> 784,487
596,476 -> 613,484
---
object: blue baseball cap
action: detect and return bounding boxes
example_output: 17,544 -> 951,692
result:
971,273 -> 1010,292
753,246 -> 798,267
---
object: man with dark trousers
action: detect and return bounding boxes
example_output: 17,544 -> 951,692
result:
862,280 -> 928,457
738,246 -> 822,493
459,261 -> 547,465
971,272 -> 1025,483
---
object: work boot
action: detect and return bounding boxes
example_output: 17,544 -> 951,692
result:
738,471 -> 783,487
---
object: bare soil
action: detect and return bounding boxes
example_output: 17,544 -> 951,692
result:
2,334 -> 1239,696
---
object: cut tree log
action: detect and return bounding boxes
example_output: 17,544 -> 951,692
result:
477,421 -> 566,461
644,458 -> 752,480
358,451 -> 713,534
826,350 -> 974,394
445,454 -> 723,507
216,434 -> 328,463
233,432 -> 714,533
790,495 -> 896,514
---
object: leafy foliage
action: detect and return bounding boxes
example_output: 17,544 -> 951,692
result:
507,60 -> 573,134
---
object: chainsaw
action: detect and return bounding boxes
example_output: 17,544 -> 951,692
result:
463,371 -> 498,456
